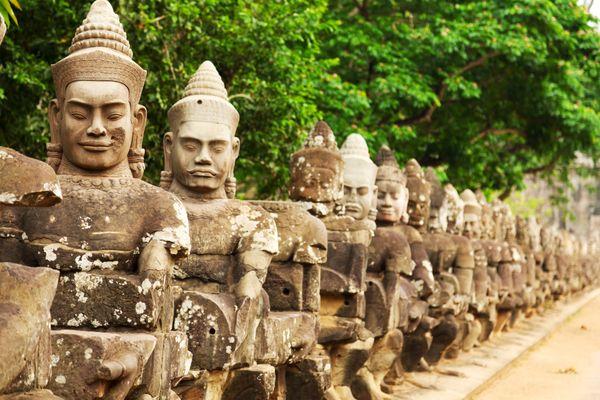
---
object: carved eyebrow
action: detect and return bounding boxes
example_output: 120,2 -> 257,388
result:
66,99 -> 128,107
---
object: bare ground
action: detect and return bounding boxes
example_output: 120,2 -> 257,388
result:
472,294 -> 600,400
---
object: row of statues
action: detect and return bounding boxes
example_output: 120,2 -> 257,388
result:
0,2 -> 598,399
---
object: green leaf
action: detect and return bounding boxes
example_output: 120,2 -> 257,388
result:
0,0 -> 17,25
8,0 -> 20,10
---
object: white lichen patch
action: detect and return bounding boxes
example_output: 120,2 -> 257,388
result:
74,272 -> 102,291
135,301 -> 147,315
84,348 -> 93,360
51,354 -> 60,367
66,313 -> 87,327
79,216 -> 92,230
74,253 -> 118,271
0,149 -> 14,159
0,192 -> 18,204
54,375 -> 66,385
139,278 -> 153,295
43,244 -> 60,262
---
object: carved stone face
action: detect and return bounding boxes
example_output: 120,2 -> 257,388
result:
376,179 -> 407,223
168,121 -> 239,193
463,217 -> 481,239
343,184 -> 372,221
407,192 -> 429,228
428,199 -> 449,233
55,81 -> 134,172
343,166 -> 375,220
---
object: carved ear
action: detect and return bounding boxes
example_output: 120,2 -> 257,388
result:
132,105 -> 148,150
232,136 -> 240,160
163,132 -> 174,173
160,132 -> 174,190
48,99 -> 61,144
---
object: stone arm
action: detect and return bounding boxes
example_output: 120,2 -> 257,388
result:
138,238 -> 175,284
234,249 -> 272,300
408,241 -> 435,297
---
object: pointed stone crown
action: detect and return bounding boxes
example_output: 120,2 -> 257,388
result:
340,133 -> 377,185
461,189 -> 482,217
406,158 -> 429,201
405,158 -> 423,178
425,168 -> 445,209
375,145 -> 405,184
304,120 -> 339,151
51,0 -> 146,104
168,61 -> 240,134
291,120 -> 343,171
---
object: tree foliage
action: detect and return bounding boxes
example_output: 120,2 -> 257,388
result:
0,0 -> 598,199
320,0 -> 600,195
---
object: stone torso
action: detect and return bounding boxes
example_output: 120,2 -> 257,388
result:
175,199 -> 277,284
4,175 -> 189,272
368,225 -> 412,275
423,232 -> 457,274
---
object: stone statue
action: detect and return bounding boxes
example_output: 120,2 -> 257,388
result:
405,162 -> 475,367
333,136 -> 403,400
290,121 -> 344,218
358,145 -> 426,396
162,60 -> 280,399
290,122 -> 374,400
516,215 -> 539,317
0,149 -> 61,398
461,189 -> 495,343
0,2 -> 192,398
527,216 -> 551,312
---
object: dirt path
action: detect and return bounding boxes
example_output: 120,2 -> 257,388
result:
472,294 -> 600,400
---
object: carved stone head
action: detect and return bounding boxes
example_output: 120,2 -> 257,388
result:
491,199 -> 506,241
374,145 -> 407,224
340,134 -> 377,221
528,216 -> 542,253
444,184 -> 464,235
289,121 -> 343,204
476,190 -> 494,240
540,225 -> 554,250
461,189 -> 482,239
48,0 -> 148,178
515,215 -> 531,248
424,168 -> 448,233
163,61 -> 240,200
501,204 -> 516,242
405,159 -> 430,231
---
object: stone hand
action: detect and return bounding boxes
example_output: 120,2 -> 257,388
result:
233,271 -> 263,301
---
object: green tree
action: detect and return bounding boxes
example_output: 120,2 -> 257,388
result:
1,0 -> 598,199
319,0 -> 600,196
0,0 -> 332,198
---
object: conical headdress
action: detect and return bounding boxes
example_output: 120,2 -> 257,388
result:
405,159 -> 430,201
375,145 -> 405,184
425,168 -> 445,210
291,121 -> 342,171
461,189 -> 481,219
405,158 -> 424,178
51,0 -> 146,105
289,121 -> 344,202
168,61 -> 239,134
340,133 -> 377,187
